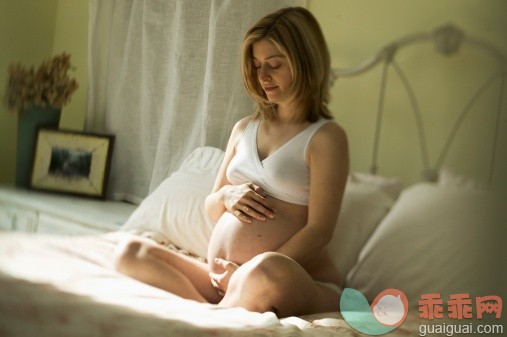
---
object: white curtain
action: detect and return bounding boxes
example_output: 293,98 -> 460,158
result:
87,0 -> 305,203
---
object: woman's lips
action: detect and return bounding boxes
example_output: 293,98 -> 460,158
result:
264,86 -> 277,92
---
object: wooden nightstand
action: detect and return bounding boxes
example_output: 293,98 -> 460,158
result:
0,186 -> 137,235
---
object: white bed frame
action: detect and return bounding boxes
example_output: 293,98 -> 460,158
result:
331,23 -> 506,184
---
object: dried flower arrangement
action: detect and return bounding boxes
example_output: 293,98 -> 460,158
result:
3,53 -> 79,113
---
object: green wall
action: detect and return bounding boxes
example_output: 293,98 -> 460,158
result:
1,0 -> 506,189
0,0 -> 88,186
53,0 -> 89,131
309,0 -> 507,188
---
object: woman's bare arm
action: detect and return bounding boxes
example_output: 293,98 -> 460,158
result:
276,122 -> 349,265
204,119 -> 245,223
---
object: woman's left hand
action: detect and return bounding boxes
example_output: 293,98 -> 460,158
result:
209,257 -> 239,296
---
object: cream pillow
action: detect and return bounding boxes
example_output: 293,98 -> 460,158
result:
120,147 -> 224,258
345,183 -> 505,306
438,167 -> 486,191
329,180 -> 395,278
348,172 -> 402,200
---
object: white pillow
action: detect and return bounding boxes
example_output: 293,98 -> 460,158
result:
438,167 -> 485,191
348,172 -> 402,200
345,183 -> 505,306
329,180 -> 395,278
120,147 -> 224,258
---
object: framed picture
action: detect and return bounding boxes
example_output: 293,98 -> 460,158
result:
30,129 -> 115,199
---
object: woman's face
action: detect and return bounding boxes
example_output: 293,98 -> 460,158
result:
252,39 -> 293,104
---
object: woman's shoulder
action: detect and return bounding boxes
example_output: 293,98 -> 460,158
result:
232,114 -> 259,134
228,114 -> 259,147
309,119 -> 348,154
317,119 -> 347,140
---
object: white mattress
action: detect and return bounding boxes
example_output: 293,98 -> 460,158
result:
0,231 -> 423,337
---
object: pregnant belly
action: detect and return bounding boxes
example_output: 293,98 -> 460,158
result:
207,201 -> 307,273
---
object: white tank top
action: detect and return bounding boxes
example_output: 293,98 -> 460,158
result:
226,117 -> 333,205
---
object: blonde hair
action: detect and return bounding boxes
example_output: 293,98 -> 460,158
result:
241,7 -> 332,123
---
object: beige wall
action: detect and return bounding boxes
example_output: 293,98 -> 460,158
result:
0,0 -> 88,185
308,0 -> 507,189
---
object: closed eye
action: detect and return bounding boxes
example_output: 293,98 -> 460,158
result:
253,63 -> 282,70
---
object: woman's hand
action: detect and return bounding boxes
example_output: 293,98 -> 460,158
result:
209,258 -> 239,296
221,183 -> 275,223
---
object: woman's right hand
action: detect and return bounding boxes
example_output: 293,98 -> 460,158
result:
220,183 -> 275,223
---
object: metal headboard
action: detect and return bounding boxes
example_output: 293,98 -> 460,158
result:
330,23 -> 507,182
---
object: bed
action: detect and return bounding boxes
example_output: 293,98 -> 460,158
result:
1,24 -> 505,336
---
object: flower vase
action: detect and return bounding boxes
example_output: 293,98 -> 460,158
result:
16,106 -> 61,188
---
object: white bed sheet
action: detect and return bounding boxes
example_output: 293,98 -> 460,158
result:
0,232 -> 421,337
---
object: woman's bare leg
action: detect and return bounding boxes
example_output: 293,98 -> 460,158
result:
114,235 -> 222,303
219,252 -> 341,317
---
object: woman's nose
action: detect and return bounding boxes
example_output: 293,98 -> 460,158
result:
258,66 -> 271,82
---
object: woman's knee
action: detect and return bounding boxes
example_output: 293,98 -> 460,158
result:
222,252 -> 300,314
113,238 -> 146,273
240,252 -> 296,293
251,252 -> 296,275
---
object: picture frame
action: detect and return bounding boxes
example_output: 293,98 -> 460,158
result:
30,128 -> 115,199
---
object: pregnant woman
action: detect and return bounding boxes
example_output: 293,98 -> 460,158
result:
114,6 -> 349,318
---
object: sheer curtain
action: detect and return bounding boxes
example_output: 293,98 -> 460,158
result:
87,0 -> 305,203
